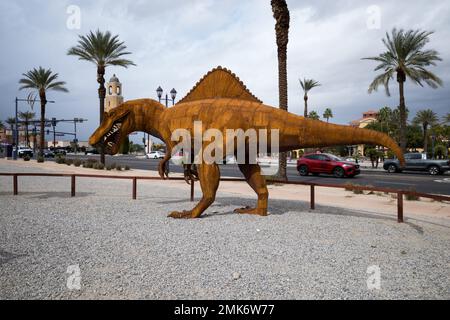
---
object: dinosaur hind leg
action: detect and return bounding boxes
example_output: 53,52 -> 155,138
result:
168,163 -> 220,219
234,164 -> 268,216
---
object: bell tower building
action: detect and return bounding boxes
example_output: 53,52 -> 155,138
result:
105,74 -> 124,112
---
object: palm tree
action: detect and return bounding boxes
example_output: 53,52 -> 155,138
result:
413,109 -> 438,154
19,111 -> 35,147
6,117 -> 16,144
271,0 -> 290,181
363,28 -> 443,153
308,111 -> 320,120
377,106 -> 392,134
444,113 -> 450,123
299,78 -> 321,117
19,67 -> 68,158
323,108 -> 333,122
67,29 -> 135,164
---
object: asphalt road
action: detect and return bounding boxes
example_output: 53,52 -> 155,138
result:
63,154 -> 450,196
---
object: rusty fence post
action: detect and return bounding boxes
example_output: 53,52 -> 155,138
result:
132,177 -> 137,200
13,174 -> 18,195
71,175 -> 76,197
310,185 -> 315,210
190,178 -> 194,202
397,192 -> 404,223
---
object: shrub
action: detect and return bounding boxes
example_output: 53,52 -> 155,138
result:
405,188 -> 420,201
83,161 -> 93,168
23,155 -> 31,161
110,162 -> 116,169
116,165 -> 122,171
106,165 -> 112,171
56,156 -> 65,164
97,163 -> 105,170
73,159 -> 82,167
65,159 -> 74,166
124,165 -> 130,171
37,156 -> 44,163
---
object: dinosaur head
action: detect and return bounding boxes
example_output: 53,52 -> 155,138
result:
89,104 -> 134,155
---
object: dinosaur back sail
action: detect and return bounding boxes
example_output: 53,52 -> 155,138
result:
177,66 -> 262,104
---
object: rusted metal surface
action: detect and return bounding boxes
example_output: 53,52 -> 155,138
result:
190,178 -> 195,202
132,177 -> 137,200
71,175 -> 76,197
310,185 -> 315,210
13,174 -> 18,195
397,192 -> 404,223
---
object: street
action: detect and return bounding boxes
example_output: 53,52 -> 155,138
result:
62,154 -> 450,196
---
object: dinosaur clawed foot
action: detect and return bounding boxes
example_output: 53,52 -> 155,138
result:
158,161 -> 169,179
234,206 -> 268,216
168,210 -> 196,219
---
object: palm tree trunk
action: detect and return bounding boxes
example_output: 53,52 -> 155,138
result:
277,47 -> 288,180
39,91 -> 47,159
271,0 -> 290,182
397,71 -> 407,153
423,125 -> 428,155
25,121 -> 29,147
97,65 -> 106,164
304,95 -> 308,117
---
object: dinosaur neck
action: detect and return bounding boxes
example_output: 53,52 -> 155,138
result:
126,99 -> 166,139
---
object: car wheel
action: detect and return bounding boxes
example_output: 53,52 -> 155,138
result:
298,165 -> 308,176
428,165 -> 440,176
387,164 -> 397,173
333,167 -> 345,178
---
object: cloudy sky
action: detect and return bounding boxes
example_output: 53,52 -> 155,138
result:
0,0 -> 449,142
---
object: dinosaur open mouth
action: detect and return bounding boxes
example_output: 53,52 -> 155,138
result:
102,122 -> 122,154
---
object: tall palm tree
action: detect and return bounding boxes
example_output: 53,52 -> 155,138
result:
413,109 -> 438,154
299,78 -> 321,117
323,108 -> 333,122
19,111 -> 35,147
67,29 -> 135,164
19,67 -> 68,158
308,111 -> 320,120
363,28 -> 443,153
271,0 -> 290,181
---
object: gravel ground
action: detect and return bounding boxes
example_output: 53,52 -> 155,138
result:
0,163 -> 449,300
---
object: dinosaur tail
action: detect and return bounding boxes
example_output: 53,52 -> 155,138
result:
299,119 -> 405,166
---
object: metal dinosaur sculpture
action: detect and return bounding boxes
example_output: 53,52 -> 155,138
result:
89,67 -> 405,219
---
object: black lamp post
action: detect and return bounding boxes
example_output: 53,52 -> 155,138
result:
156,86 -> 177,107
143,86 -> 177,154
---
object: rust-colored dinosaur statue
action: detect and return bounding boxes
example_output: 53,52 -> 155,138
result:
89,67 -> 405,219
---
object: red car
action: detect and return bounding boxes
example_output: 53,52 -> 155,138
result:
297,153 -> 361,178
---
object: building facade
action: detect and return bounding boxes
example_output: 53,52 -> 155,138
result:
350,110 -> 379,156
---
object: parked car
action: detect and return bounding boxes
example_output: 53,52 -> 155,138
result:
383,153 -> 450,175
16,146 -> 33,158
53,148 -> 66,156
297,153 -> 361,178
146,151 -> 165,159
43,150 -> 55,158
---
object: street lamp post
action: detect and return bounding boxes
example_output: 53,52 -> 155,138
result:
13,97 -> 55,160
145,86 -> 177,154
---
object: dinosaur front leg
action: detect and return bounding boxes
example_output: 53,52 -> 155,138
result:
158,153 -> 171,179
234,164 -> 268,216
168,163 -> 220,219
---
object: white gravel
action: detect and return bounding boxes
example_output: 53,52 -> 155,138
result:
0,163 -> 449,299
